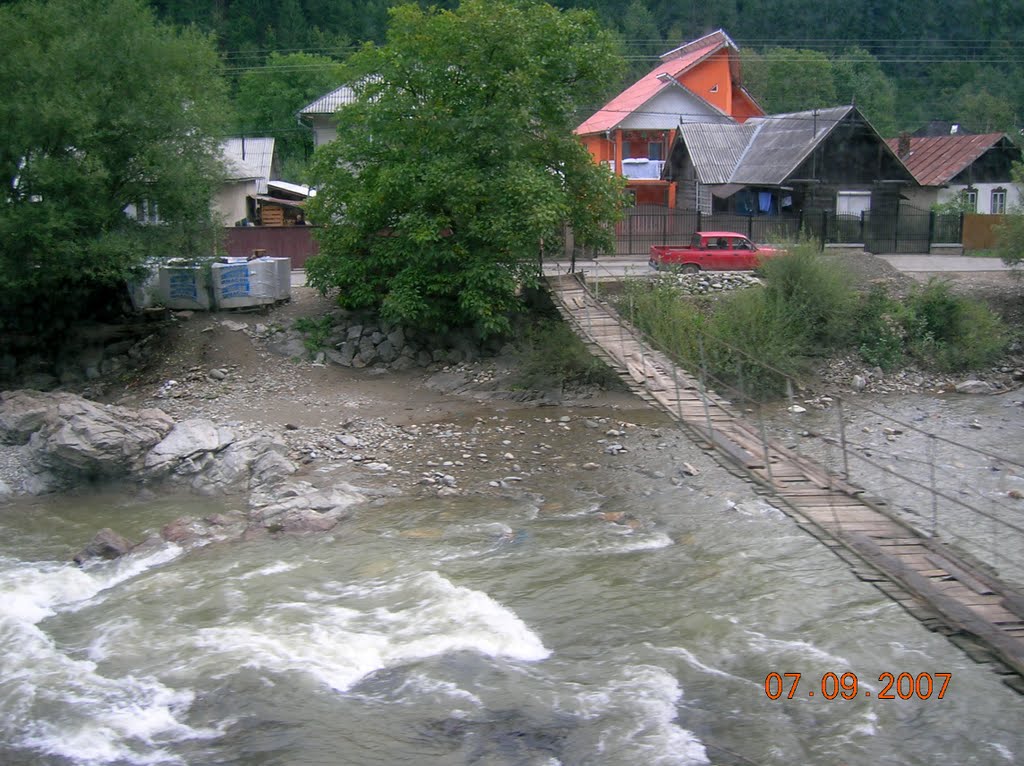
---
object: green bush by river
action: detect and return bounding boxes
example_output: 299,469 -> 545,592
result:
618,242 -> 1009,399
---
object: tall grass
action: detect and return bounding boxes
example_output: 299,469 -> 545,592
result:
620,245 -> 1009,401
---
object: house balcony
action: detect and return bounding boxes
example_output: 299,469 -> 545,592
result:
605,159 -> 666,180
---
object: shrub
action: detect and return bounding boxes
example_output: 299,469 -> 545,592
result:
293,315 -> 335,355
515,318 -> 621,390
853,286 -> 908,370
759,241 -> 856,348
902,279 -> 1006,371
621,277 -> 803,399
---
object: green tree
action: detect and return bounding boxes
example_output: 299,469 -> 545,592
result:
233,51 -> 347,178
741,48 -> 837,114
307,0 -> 625,337
995,162 -> 1024,267
0,0 -> 228,337
833,48 -> 897,135
955,84 -> 1019,135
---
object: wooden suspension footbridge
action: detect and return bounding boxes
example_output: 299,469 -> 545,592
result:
546,272 -> 1024,691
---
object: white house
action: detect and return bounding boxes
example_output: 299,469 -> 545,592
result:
213,137 -> 277,225
297,84 -> 357,149
887,133 -> 1022,214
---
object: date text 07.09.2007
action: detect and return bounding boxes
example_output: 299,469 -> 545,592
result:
764,672 -> 952,700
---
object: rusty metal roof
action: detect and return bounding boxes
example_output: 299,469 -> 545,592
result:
883,133 -> 1012,186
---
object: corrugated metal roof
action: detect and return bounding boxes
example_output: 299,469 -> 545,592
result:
732,106 -> 853,184
576,31 -> 732,136
298,84 -> 357,115
681,106 -> 864,186
221,137 -> 275,194
677,122 -> 757,184
883,133 -> 1010,186
267,180 -> 315,198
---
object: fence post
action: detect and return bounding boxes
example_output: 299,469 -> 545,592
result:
696,210 -> 702,233
929,433 -> 938,538
958,211 -> 964,244
697,334 -> 714,443
836,397 -> 849,481
859,210 -> 865,244
928,210 -> 936,252
747,214 -> 753,238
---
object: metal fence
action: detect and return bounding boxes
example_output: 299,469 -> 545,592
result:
612,206 -> 964,256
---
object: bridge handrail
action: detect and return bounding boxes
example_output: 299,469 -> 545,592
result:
562,265 -> 1024,584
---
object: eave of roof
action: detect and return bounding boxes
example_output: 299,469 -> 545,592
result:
299,84 -> 357,116
883,133 -> 1011,186
575,34 -> 730,136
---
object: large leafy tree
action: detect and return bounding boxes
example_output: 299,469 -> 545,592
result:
307,0 -> 625,337
995,162 -> 1024,267
0,0 -> 228,335
742,48 -> 838,114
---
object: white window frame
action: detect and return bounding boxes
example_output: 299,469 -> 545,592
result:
992,188 -> 1007,215
963,188 -> 978,213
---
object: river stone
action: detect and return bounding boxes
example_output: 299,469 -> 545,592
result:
377,340 -> 398,364
273,507 -> 348,533
73,528 -> 135,565
144,419 -> 234,476
955,380 -> 996,395
181,433 -> 293,495
16,392 -> 175,482
0,390 -> 62,444
252,484 -> 365,523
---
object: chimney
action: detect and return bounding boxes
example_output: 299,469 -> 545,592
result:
897,132 -> 911,159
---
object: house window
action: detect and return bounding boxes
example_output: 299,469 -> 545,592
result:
992,188 -> 1007,214
648,142 -> 663,161
963,188 -> 977,212
130,200 -> 160,224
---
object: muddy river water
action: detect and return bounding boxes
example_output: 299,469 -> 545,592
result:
1,394 -> 1022,765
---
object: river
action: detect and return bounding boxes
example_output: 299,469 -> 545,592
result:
1,403 -> 1021,765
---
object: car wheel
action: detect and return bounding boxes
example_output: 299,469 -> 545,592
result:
680,264 -> 700,274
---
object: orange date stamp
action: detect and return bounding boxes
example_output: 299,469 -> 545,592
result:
764,672 -> 952,700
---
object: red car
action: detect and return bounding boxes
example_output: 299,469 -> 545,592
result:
649,231 -> 781,273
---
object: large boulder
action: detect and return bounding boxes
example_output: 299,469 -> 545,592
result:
0,390 -> 174,487
143,419 -> 235,477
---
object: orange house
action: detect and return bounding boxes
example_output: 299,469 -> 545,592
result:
575,30 -> 762,207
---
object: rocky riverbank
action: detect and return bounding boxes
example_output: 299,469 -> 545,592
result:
2,253 -> 1023,561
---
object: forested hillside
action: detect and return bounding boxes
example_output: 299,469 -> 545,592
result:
144,0 -> 1022,139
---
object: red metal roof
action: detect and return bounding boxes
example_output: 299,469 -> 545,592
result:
575,31 -> 730,136
884,133 -> 1008,187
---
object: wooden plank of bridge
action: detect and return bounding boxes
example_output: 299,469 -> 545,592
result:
545,274 -> 1024,685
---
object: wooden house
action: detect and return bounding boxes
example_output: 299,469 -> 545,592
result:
668,105 -> 915,219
